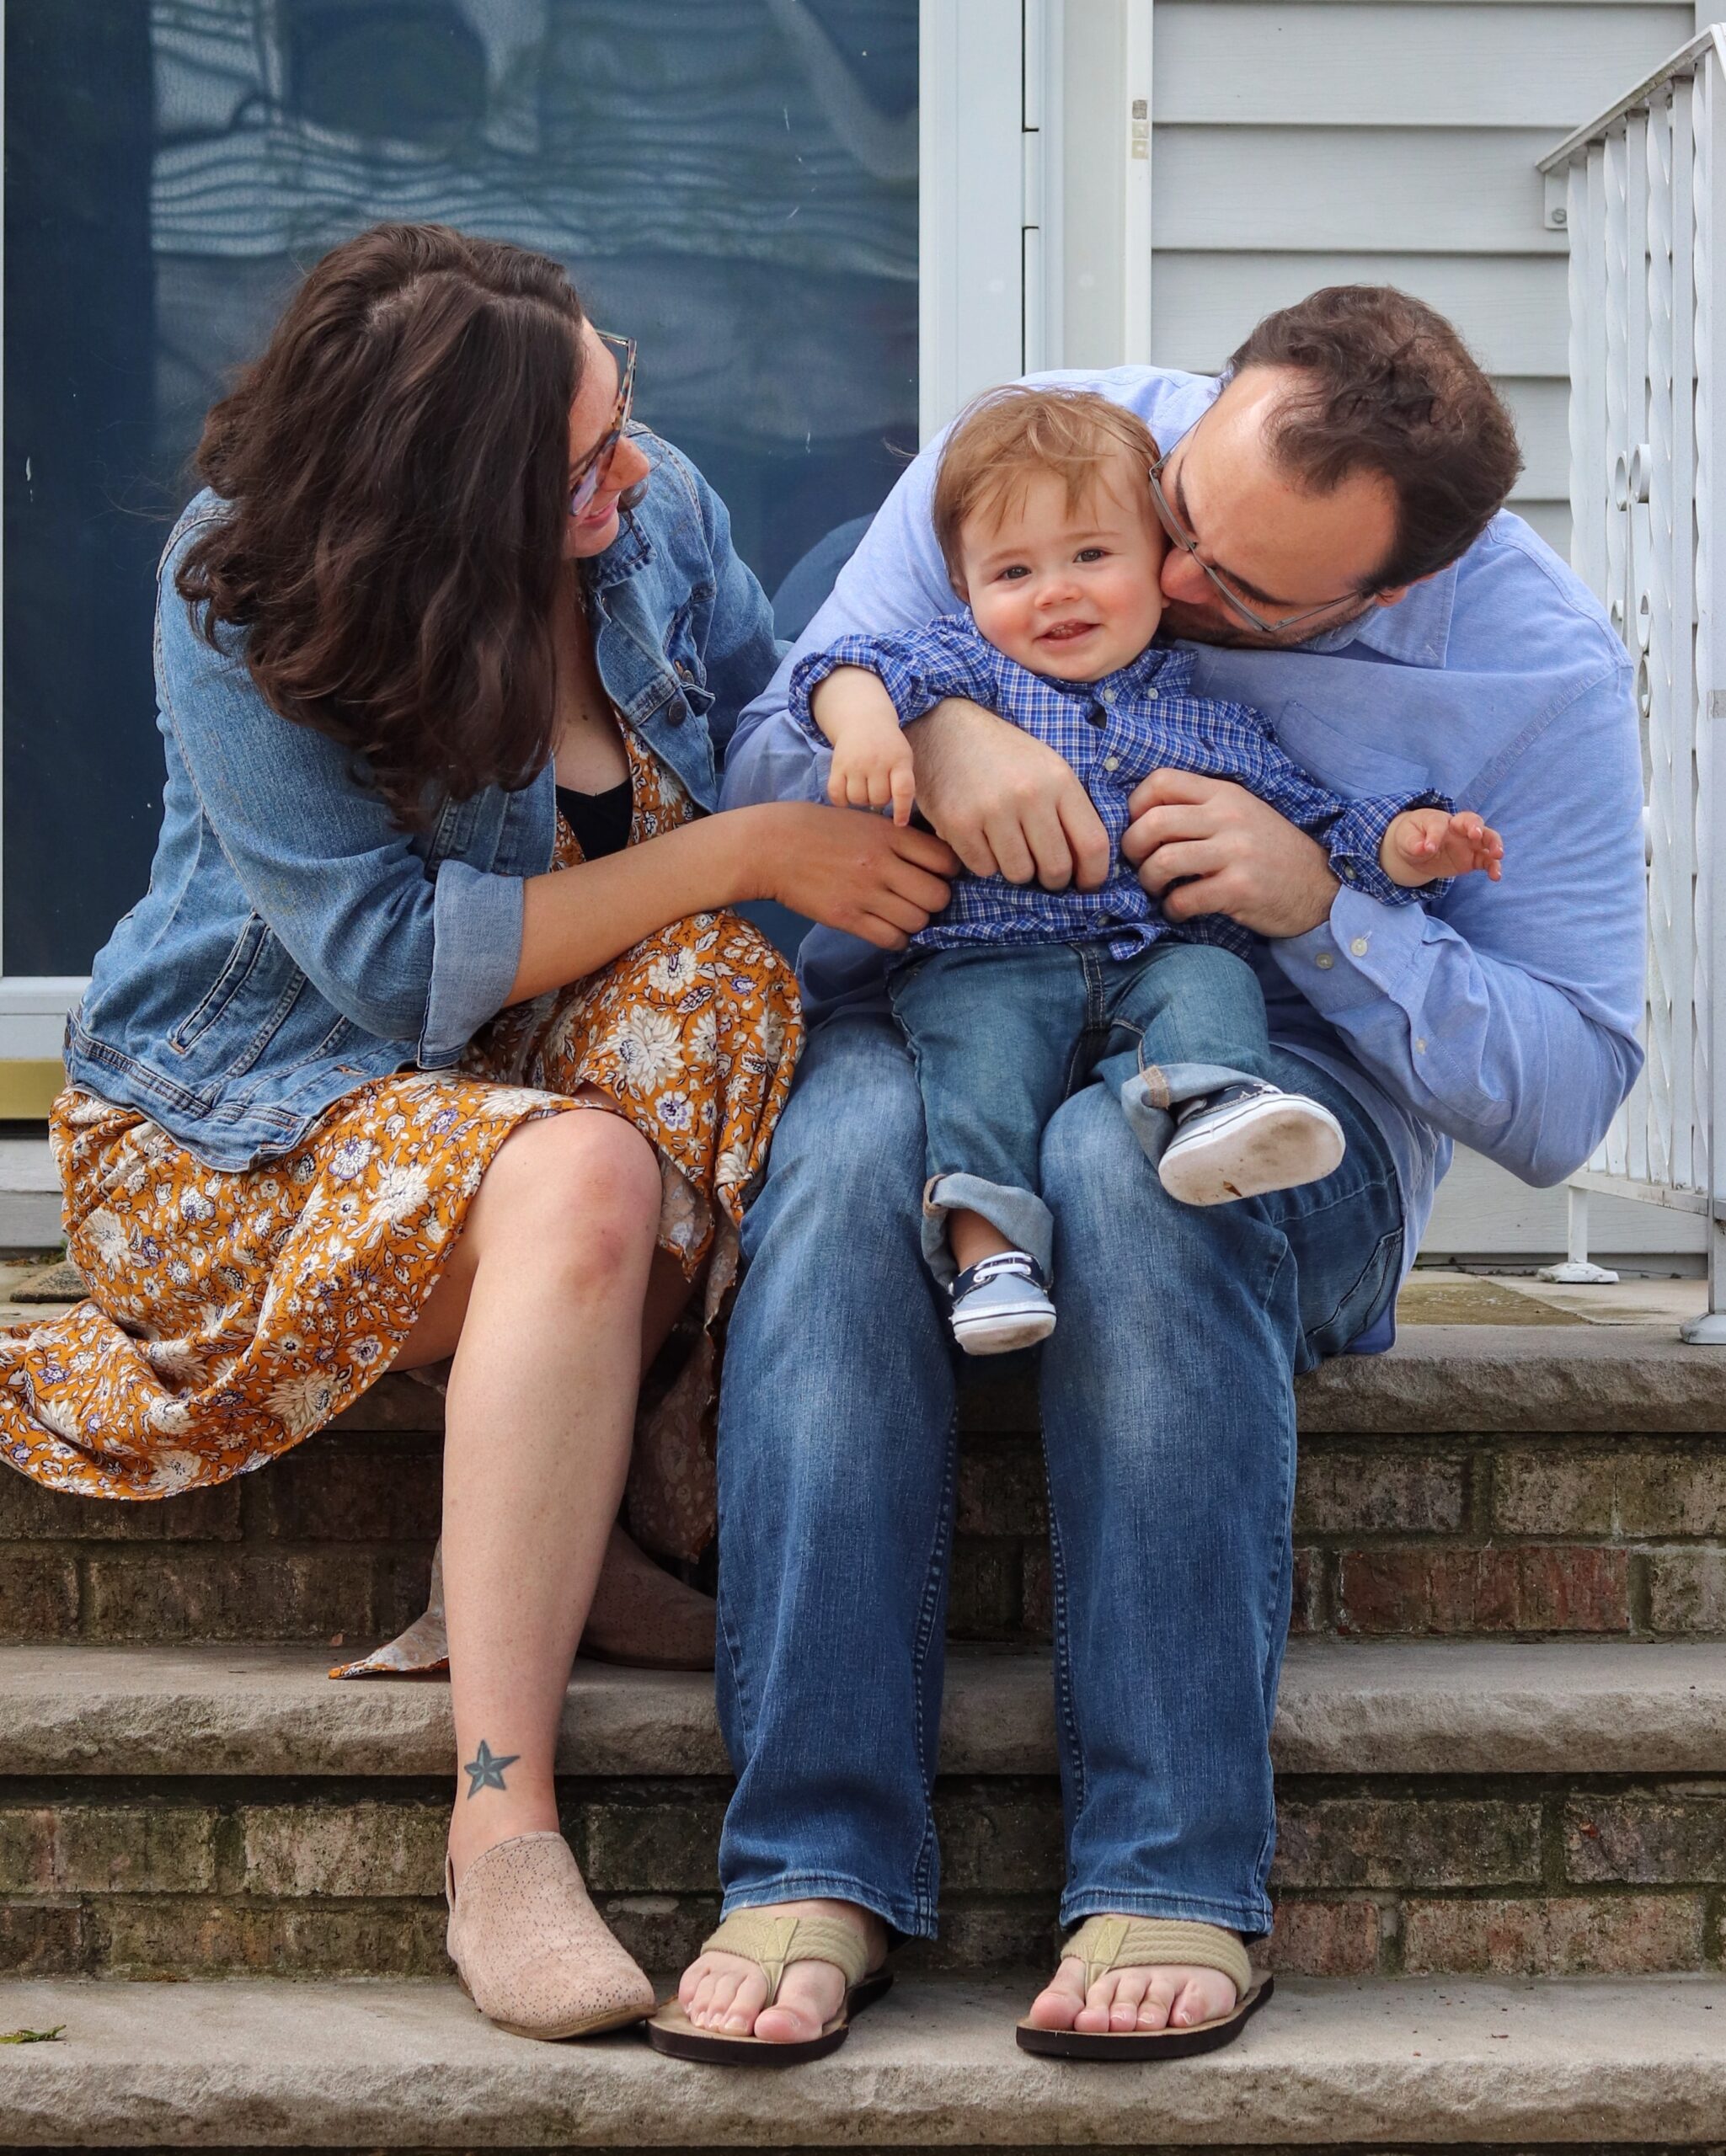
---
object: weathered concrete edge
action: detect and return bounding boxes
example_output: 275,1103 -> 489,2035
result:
1294,1325 -> 1726,1435
339,1326 -> 1726,1440
0,1978 -> 1722,2146
4,1643 -> 1725,1780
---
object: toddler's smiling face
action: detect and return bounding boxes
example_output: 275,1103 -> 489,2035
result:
958,456 -> 1168,682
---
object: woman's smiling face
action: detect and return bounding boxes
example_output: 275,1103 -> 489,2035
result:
564,323 -> 650,560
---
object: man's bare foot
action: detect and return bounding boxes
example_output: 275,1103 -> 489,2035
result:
1024,1931 -> 1239,2036
676,1898 -> 888,2043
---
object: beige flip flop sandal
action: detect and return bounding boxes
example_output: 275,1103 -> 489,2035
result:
1015,1916 -> 1273,2060
647,1908 -> 892,2065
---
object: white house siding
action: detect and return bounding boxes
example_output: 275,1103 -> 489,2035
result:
1145,0 -> 1696,555
1061,0 -> 1702,1262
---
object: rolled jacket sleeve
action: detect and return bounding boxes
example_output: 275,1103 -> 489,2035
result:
423,859 -> 526,1064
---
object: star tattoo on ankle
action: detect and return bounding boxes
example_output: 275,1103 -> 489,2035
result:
462,1738 -> 521,1797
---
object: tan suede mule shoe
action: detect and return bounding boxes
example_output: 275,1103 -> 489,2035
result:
446,1831 -> 655,2041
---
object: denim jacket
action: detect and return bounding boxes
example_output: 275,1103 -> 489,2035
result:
66,430 -> 783,1169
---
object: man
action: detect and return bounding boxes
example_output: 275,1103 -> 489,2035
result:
671,289 -> 1643,2054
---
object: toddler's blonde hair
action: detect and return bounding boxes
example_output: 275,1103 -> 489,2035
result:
932,385 -> 1162,589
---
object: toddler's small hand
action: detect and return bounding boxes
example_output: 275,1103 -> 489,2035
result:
1381,807 -> 1504,888
828,726 -> 917,827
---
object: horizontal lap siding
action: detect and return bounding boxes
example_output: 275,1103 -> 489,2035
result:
1149,0 -> 1694,553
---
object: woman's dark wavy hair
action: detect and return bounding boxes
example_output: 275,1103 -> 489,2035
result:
176,223 -> 588,829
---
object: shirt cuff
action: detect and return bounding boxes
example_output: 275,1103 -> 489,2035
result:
419,859 -> 526,1065
1269,883 -> 1427,1017
788,650 -> 851,742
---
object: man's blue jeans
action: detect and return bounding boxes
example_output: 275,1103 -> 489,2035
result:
889,938 -> 1284,1283
714,1008 -> 1403,1941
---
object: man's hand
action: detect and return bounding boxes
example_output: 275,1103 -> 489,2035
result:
1124,769 -> 1340,938
905,698 -> 1111,891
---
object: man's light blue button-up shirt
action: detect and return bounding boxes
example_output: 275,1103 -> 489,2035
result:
722,366 -> 1647,1308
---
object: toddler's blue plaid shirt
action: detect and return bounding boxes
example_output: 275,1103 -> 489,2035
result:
790,616 -> 1450,958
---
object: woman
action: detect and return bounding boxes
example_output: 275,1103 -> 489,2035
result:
0,224 -> 952,2040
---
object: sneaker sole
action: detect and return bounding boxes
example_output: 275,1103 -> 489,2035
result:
951,1302 -> 1057,1356
1158,1097 -> 1345,1207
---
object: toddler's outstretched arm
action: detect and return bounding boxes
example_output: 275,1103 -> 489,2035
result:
809,667 -> 918,825
1381,807 -> 1505,889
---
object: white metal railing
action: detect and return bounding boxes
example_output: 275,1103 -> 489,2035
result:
1538,26 -> 1726,1339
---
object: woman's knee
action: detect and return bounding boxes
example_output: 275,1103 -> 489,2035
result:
473,1108 -> 660,1278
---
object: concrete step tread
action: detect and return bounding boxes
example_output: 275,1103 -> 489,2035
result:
5,1637 -> 1723,1780
0,1974 -> 1721,2146
334,1323 -> 1726,1436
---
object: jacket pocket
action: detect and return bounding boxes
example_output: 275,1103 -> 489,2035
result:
168,915 -> 270,1054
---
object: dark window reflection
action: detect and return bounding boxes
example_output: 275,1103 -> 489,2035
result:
4,0 -> 917,976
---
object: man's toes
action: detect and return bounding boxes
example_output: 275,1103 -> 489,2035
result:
720,1972 -> 769,2035
1074,1971 -> 1122,2034
1023,1956 -> 1087,2031
684,1970 -> 719,2025
1136,1975 -> 1178,2031
1172,1970 -> 1236,2029
753,1961 -> 844,2046
1107,1970 -> 1149,2031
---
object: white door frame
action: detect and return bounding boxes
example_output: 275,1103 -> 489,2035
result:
0,2 -> 1063,1067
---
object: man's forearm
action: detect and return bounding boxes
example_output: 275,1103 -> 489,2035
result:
1274,890 -> 1641,1185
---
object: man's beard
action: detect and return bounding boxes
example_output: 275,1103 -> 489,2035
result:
1157,596 -> 1375,650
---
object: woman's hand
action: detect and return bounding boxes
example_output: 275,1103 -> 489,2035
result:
905,699 -> 1110,891
752,802 -> 956,950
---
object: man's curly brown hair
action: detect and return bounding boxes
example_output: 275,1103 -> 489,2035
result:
175,223 -> 591,830
1230,285 -> 1524,590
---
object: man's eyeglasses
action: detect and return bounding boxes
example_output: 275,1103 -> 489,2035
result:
1146,440 -> 1372,637
569,331 -> 637,519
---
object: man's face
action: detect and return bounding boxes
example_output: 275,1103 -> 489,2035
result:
959,462 -> 1168,682
1154,366 -> 1403,648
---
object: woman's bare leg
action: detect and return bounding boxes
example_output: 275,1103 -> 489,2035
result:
392,1107 -> 662,1881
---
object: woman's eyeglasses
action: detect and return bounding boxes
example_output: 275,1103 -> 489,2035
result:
1146,436 -> 1372,637
569,331 -> 637,519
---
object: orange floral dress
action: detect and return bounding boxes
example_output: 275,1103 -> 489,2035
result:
0,728 -> 800,1667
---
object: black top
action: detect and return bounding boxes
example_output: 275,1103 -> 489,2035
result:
555,776 -> 633,861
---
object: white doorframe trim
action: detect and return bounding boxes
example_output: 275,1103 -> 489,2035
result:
1121,0 -> 1153,363
918,0 -> 1037,441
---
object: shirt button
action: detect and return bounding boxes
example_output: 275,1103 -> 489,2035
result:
1144,685 -> 1158,700
1314,953 -> 1334,971
1103,755 -> 1120,771
1416,1037 -> 1428,1054
1349,935 -> 1371,957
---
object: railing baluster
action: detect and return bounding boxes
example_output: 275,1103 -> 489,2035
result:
1536,29 -> 1726,1328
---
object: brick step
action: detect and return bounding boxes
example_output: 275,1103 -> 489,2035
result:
1,1972 -> 1721,2150
3,1641 -> 1723,1983
4,1326 -> 1724,1646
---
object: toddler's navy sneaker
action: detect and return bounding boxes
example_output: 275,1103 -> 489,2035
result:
949,1250 -> 1055,1356
1158,1081 -> 1344,1206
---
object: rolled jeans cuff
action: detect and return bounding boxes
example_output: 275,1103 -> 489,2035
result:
921,1171 -> 1055,1286
1114,1057 -> 1253,1165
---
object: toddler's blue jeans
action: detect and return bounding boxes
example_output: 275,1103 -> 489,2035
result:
887,937 -> 1278,1283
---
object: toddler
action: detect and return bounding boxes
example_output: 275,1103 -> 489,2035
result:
793,387 -> 1502,1353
